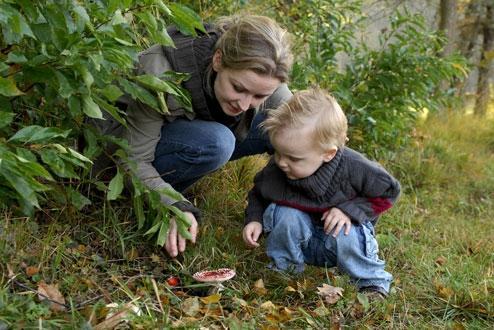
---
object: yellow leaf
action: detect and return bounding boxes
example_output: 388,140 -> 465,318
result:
200,293 -> 221,304
260,300 -> 277,311
284,286 -> 296,292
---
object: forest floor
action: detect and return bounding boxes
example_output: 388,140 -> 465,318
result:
1,111 -> 493,329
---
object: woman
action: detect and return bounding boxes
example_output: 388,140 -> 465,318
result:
95,15 -> 293,257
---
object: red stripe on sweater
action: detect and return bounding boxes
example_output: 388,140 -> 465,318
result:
368,197 -> 392,214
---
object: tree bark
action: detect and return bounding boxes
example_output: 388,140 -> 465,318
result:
439,0 -> 458,57
475,0 -> 493,116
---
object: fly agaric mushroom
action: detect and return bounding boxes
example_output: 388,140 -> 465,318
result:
192,268 -> 236,293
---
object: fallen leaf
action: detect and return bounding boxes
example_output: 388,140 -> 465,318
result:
284,285 -> 296,293
260,300 -> 276,311
25,266 -> 39,277
200,293 -> 221,304
436,283 -> 454,299
150,253 -> 161,263
182,297 -> 200,317
317,283 -> 344,305
6,264 -> 15,278
37,281 -> 66,312
253,278 -> 267,296
435,256 -> 447,266
97,301 -> 141,330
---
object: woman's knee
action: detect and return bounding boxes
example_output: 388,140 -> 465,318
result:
171,121 -> 236,168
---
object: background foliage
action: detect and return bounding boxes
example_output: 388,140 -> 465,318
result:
0,0 -> 203,243
1,0 -> 468,238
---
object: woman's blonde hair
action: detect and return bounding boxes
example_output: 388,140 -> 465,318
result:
262,88 -> 348,150
213,15 -> 293,82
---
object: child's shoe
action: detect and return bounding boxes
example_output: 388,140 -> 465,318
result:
359,286 -> 387,301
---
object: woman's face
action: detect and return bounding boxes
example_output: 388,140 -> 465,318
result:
213,51 -> 281,116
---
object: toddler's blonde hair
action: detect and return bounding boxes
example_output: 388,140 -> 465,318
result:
262,88 -> 348,150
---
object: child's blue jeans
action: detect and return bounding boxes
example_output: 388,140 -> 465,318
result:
263,203 -> 393,294
153,112 -> 271,192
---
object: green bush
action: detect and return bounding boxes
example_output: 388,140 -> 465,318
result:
0,0 -> 202,244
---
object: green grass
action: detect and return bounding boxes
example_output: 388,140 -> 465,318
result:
1,112 -> 493,328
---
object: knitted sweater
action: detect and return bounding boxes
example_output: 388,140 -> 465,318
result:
245,147 -> 401,226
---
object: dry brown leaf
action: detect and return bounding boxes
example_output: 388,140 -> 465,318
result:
6,264 -> 15,278
317,283 -> 344,305
435,256 -> 447,266
94,302 -> 140,330
25,266 -> 39,276
182,297 -> 201,317
37,280 -> 66,312
200,293 -> 221,304
436,283 -> 454,299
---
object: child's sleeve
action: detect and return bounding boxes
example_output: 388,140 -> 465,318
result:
336,160 -> 401,224
244,169 -> 269,226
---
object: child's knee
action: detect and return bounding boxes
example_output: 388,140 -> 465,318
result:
263,204 -> 311,234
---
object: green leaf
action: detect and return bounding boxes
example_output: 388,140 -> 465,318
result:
68,187 -> 91,210
73,5 -> 90,33
156,215 -> 170,246
93,95 -> 127,127
0,111 -> 14,128
6,52 -> 27,63
0,77 -> 24,97
111,9 -> 126,25
55,71 -> 74,98
144,217 -> 161,236
9,125 -> 70,143
168,3 -> 205,36
134,74 -> 179,94
133,195 -> 145,229
107,170 -> 124,200
136,11 -> 157,31
100,85 -> 124,102
39,148 -> 78,178
82,95 -> 103,119
0,164 -> 40,209
151,28 -> 174,47
119,79 -> 158,111
77,65 -> 94,89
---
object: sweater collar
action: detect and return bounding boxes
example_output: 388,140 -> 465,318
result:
287,148 -> 344,198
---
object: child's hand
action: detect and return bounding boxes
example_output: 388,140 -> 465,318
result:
322,208 -> 352,237
242,221 -> 263,248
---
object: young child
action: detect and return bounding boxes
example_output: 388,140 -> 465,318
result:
242,88 -> 400,297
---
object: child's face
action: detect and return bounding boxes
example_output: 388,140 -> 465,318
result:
271,125 -> 337,180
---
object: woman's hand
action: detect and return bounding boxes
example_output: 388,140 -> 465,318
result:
322,207 -> 352,237
165,212 -> 198,257
242,221 -> 263,248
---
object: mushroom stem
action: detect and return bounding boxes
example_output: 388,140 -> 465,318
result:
208,283 -> 225,295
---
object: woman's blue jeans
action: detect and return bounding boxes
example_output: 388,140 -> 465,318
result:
153,112 -> 271,192
263,203 -> 393,294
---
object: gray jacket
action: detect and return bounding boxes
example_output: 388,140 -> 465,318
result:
92,30 -> 292,211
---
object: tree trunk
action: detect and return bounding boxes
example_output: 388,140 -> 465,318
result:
439,0 -> 458,57
475,0 -> 493,116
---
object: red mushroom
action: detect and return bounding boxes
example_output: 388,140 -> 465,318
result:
192,268 -> 236,283
192,268 -> 236,293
